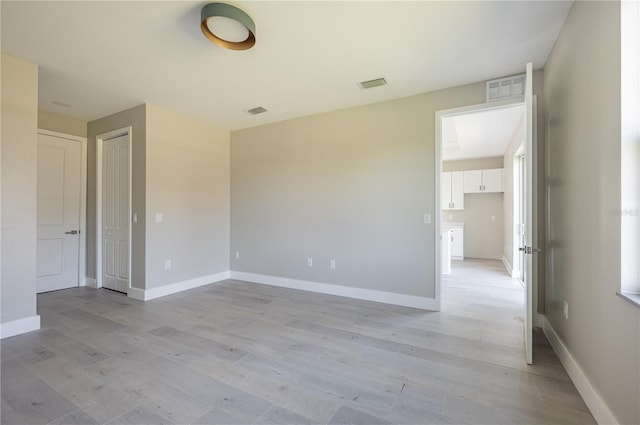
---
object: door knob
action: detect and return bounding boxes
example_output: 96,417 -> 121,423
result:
65,230 -> 79,235
520,246 -> 542,254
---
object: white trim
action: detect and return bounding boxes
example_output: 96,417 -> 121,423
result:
542,316 -> 619,425
126,287 -> 146,301
230,272 -> 438,310
85,277 -> 97,288
434,112 -> 442,311
501,255 -> 520,278
127,272 -> 230,301
96,127 -> 132,293
37,129 -> 85,142
1,315 -> 41,339
37,129 -> 88,290
533,313 -> 544,328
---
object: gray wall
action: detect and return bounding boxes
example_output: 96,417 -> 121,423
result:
1,54 -> 39,324
144,104 -> 230,289
443,157 -> 504,260
231,82 -> 490,299
544,1 -> 639,423
38,111 -> 87,138
87,105 -> 146,289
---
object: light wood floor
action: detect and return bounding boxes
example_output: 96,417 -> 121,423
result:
1,259 -> 595,424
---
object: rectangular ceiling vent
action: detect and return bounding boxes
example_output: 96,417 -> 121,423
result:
247,106 -> 267,115
359,77 -> 387,89
486,74 -> 525,102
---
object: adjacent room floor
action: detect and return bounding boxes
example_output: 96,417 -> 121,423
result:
1,259 -> 595,425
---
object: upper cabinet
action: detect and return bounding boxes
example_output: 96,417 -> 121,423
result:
442,171 -> 464,210
463,168 -> 504,193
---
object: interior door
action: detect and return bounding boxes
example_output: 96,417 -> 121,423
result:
523,62 -> 534,365
36,133 -> 82,293
102,134 -> 130,293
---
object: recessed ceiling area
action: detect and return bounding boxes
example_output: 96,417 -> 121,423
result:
0,1 -> 572,130
442,106 -> 525,161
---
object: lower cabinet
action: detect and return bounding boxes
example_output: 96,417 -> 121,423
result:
450,227 -> 464,260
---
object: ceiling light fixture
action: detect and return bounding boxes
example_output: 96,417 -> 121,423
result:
200,3 -> 256,51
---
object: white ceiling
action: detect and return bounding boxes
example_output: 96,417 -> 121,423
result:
442,106 -> 525,161
1,1 -> 572,131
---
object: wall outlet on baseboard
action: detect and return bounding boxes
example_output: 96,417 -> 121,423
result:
307,258 -> 313,268
563,300 -> 569,320
164,260 -> 172,270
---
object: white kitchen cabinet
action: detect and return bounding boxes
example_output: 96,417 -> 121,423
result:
442,171 -> 464,210
450,227 -> 464,260
463,168 -> 504,193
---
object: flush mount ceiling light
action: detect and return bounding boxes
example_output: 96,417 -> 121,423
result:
200,3 -> 256,50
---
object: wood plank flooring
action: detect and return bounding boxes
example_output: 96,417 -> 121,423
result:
1,259 -> 596,424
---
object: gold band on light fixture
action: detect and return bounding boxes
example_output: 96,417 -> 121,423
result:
200,3 -> 256,51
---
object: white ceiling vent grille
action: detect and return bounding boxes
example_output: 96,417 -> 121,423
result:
486,74 -> 525,102
359,78 -> 387,89
247,106 -> 267,115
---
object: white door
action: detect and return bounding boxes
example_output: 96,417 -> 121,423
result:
522,62 -> 535,365
102,135 -> 130,293
37,134 -> 82,293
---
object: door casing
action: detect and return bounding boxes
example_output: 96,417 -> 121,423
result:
36,129 -> 88,291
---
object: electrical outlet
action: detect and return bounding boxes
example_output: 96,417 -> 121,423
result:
563,300 -> 569,320
235,251 -> 240,260
330,259 -> 336,269
424,214 -> 431,224
491,215 -> 496,221
155,212 -> 163,223
307,258 -> 313,268
164,260 -> 172,270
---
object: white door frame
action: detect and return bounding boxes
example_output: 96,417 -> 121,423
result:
95,127 -> 132,292
434,97 -> 524,310
37,129 -> 88,287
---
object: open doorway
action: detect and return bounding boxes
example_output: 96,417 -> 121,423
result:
436,100 -> 529,354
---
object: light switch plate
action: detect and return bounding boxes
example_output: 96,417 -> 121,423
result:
155,213 -> 163,223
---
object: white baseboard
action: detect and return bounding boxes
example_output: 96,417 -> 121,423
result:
1,315 -> 41,339
230,271 -> 438,310
85,277 -> 97,288
533,313 -> 545,328
127,286 -> 146,301
501,256 -> 520,278
127,271 -> 230,301
542,316 -> 619,425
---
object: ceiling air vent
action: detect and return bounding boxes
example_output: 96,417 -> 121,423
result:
359,77 -> 387,89
486,74 -> 525,102
247,106 -> 267,115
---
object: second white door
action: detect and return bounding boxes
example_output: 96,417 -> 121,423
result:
102,134 -> 130,293
36,133 -> 82,293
